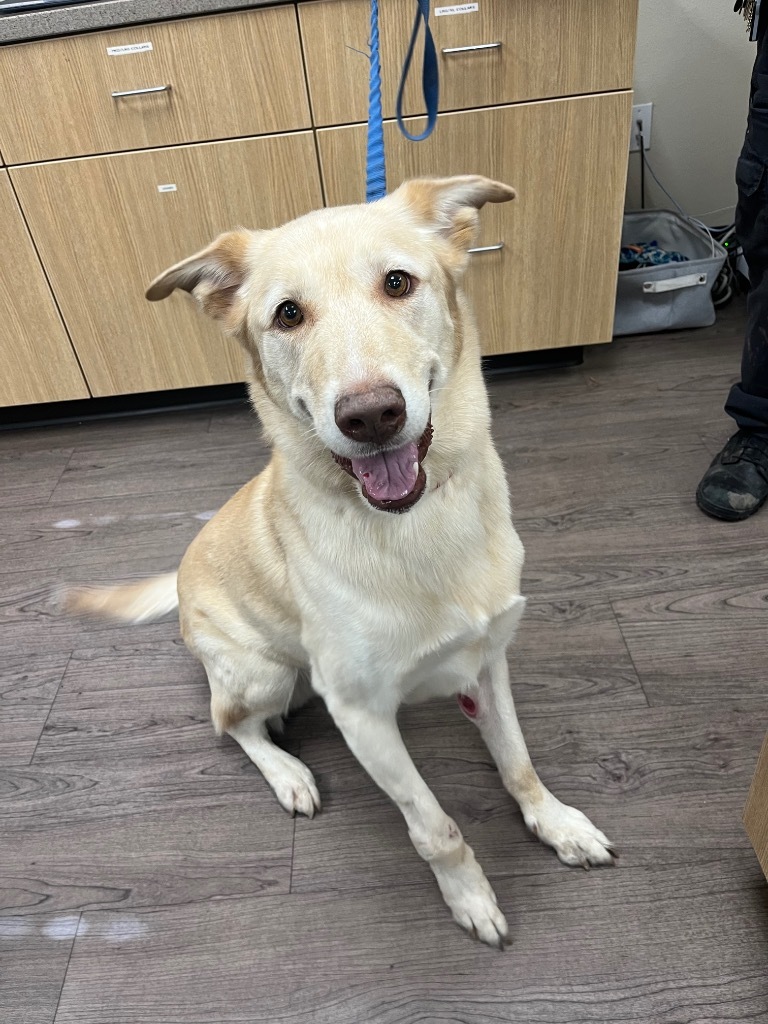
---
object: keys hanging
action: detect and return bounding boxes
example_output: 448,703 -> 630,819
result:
736,0 -> 762,40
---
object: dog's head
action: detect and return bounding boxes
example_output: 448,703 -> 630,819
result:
147,175 -> 516,514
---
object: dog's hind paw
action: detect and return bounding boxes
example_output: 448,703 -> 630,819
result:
525,798 -> 616,869
269,758 -> 322,818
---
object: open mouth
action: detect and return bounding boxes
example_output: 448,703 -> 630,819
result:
333,422 -> 433,514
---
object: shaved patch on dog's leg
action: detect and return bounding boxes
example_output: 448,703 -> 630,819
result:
458,693 -> 479,719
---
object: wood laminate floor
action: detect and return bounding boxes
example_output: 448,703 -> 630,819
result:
2,303 -> 767,1023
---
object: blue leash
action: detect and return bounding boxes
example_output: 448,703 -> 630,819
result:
365,0 -> 386,202
365,0 -> 440,203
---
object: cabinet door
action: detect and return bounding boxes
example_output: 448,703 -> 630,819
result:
317,93 -> 632,355
745,733 -> 768,880
299,0 -> 637,127
12,134 -> 323,396
0,171 -> 88,408
0,7 -> 310,163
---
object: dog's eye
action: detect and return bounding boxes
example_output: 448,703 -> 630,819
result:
384,271 -> 411,298
276,301 -> 303,329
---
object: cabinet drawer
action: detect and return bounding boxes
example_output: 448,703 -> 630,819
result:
0,171 -> 87,407
317,93 -> 632,355
300,0 -> 637,127
0,7 -> 310,164
11,133 -> 323,396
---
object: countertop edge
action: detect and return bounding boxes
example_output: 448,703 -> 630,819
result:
0,0 -> 293,45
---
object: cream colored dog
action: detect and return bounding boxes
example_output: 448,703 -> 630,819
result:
65,176 -> 615,947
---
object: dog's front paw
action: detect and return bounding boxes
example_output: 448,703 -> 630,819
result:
448,881 -> 510,950
525,798 -> 616,869
432,846 -> 510,949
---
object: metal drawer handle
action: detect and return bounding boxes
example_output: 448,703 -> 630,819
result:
469,243 -> 504,254
442,42 -> 502,55
111,85 -> 172,99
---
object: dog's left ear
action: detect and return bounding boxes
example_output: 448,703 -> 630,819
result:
394,175 -> 516,269
145,229 -> 254,332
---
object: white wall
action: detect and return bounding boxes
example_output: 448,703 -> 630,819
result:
627,0 -> 756,225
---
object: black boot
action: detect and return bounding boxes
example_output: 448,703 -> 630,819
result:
696,430 -> 768,521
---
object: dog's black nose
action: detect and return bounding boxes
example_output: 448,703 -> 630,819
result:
335,386 -> 406,444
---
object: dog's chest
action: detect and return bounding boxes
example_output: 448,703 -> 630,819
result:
307,586 -> 525,706
295,507 -> 525,696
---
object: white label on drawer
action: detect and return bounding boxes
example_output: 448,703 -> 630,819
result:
435,3 -> 479,15
157,183 -> 177,193
107,41 -> 153,56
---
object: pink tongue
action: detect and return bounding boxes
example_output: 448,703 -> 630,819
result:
350,442 -> 419,501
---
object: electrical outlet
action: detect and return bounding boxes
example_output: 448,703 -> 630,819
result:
629,102 -> 653,153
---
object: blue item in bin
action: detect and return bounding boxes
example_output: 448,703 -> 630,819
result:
619,240 -> 690,271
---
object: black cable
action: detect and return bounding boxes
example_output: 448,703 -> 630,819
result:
637,122 -> 646,210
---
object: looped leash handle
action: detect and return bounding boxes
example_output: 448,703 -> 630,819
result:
395,0 -> 440,143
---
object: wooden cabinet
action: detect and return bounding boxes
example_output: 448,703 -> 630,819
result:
11,134 -> 323,396
0,171 -> 88,406
745,732 -> 768,881
318,93 -> 633,355
300,0 -> 637,127
0,0 -> 638,408
0,7 -> 310,164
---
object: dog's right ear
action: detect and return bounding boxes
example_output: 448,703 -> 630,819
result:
146,229 -> 253,331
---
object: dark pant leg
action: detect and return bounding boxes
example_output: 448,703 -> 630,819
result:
725,21 -> 768,436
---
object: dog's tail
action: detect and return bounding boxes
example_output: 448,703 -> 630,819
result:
58,571 -> 179,624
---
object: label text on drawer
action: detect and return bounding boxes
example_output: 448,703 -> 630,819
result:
107,42 -> 154,56
435,3 -> 479,15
